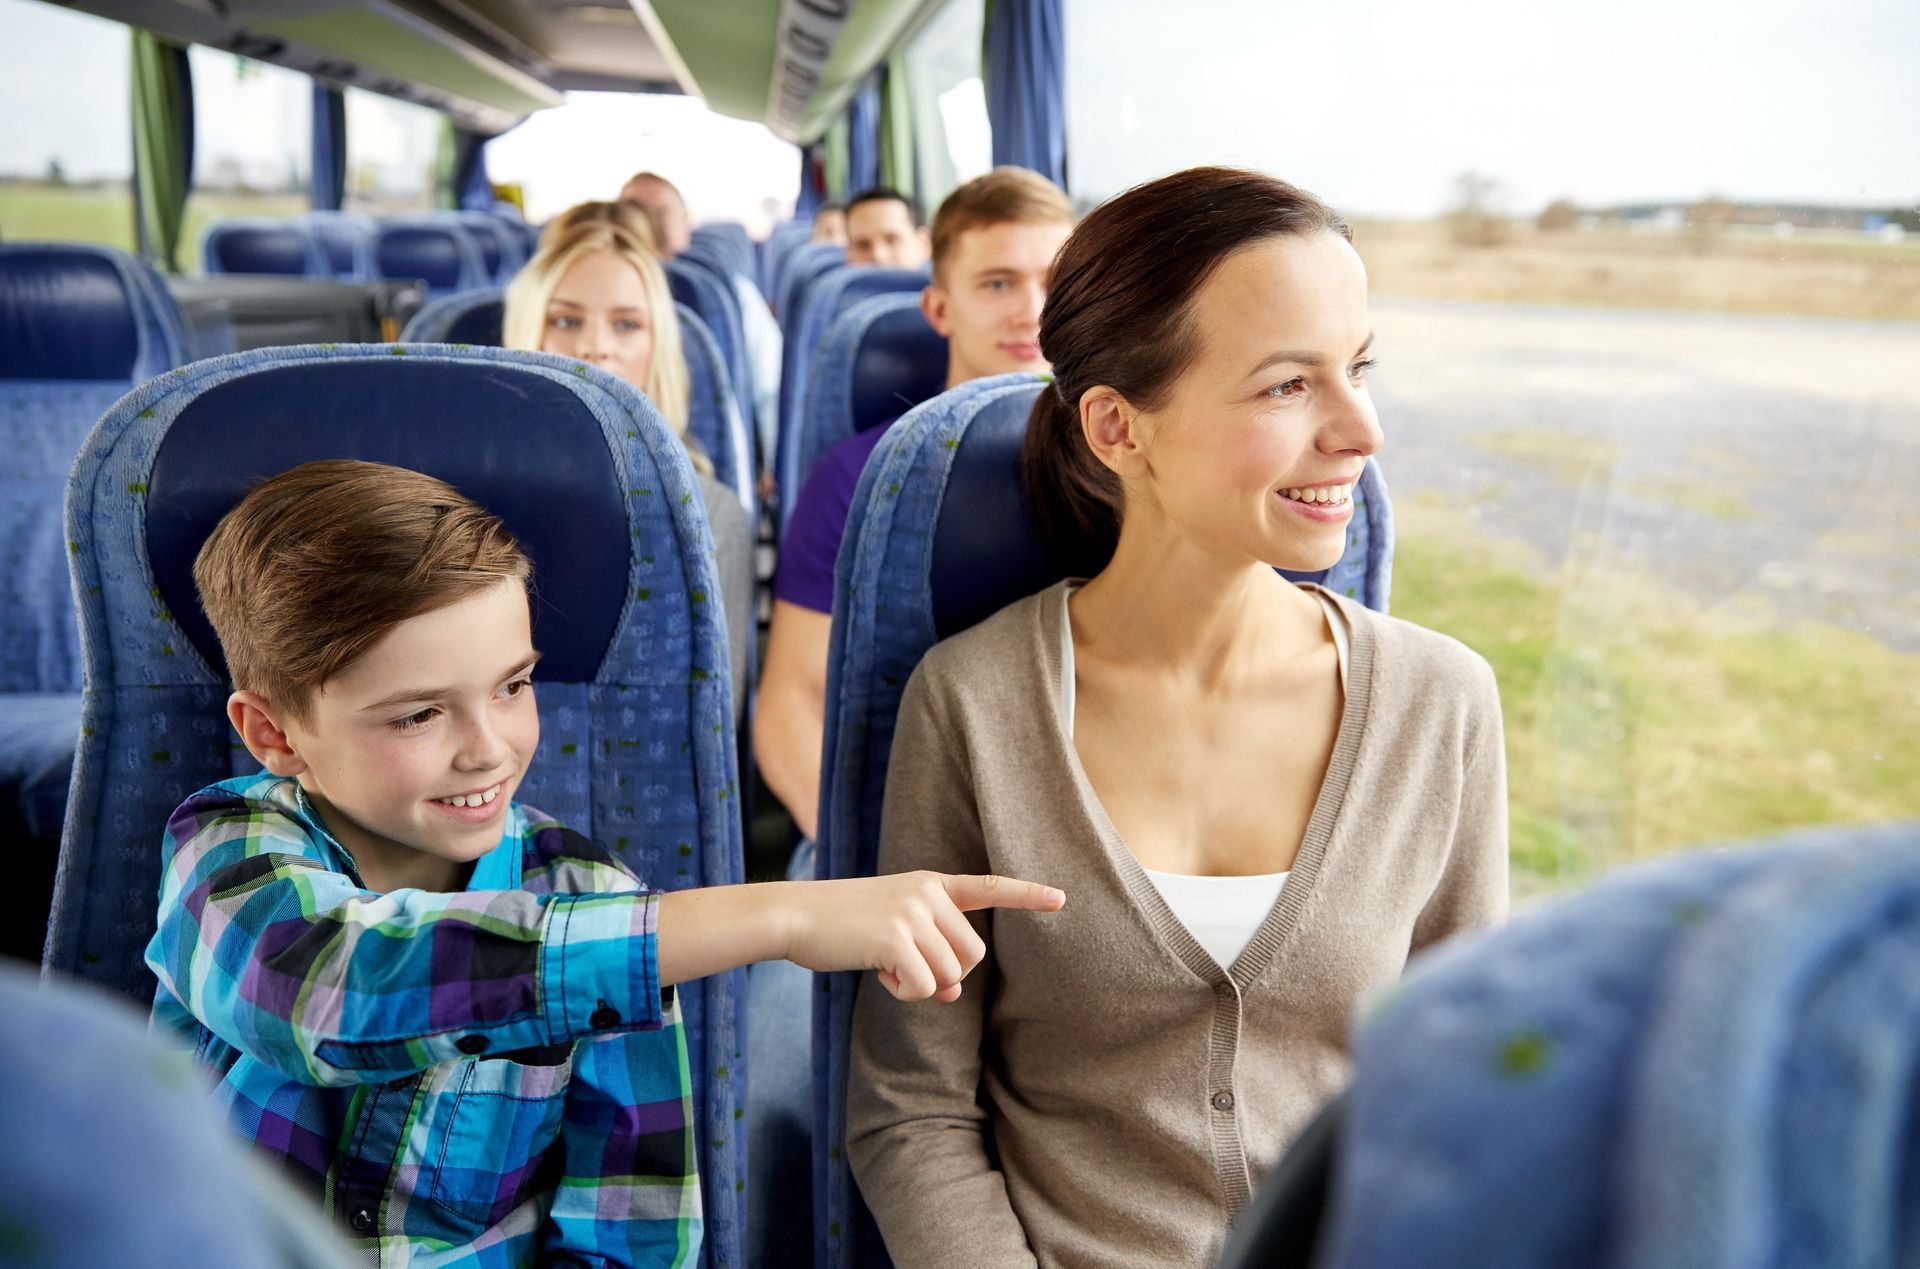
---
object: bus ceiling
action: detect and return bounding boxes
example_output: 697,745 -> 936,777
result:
46,0 -> 945,141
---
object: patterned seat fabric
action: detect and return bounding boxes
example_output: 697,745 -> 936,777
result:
781,290 -> 947,533
1,242 -> 190,960
810,376 -> 1395,1266
47,343 -> 746,1265
1311,821 -> 1920,1269
666,258 -> 754,433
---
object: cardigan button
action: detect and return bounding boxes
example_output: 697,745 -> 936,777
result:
1211,1089 -> 1236,1113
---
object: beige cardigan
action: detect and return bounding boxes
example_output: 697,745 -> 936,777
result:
847,582 -> 1509,1268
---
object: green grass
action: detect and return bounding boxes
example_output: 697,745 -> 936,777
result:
0,184 -> 309,272
1392,495 -> 1920,899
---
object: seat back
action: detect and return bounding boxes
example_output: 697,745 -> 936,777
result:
779,267 -> 928,495
0,243 -> 189,694
443,210 -> 526,283
1312,822 -> 1920,1269
397,289 -> 751,513
780,291 -> 946,531
299,212 -> 376,279
200,218 -> 328,278
691,223 -> 756,286
811,376 -> 1395,1267
47,344 -> 746,1265
666,258 -> 753,420
763,219 -> 814,297
361,219 -> 491,297
775,240 -> 841,320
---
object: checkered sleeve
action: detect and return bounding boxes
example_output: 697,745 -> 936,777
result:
146,788 -> 668,1088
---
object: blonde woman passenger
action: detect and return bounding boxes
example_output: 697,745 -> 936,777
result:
847,168 -> 1510,1267
503,202 -> 753,718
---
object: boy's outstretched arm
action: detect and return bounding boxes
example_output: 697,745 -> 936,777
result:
657,872 -> 1065,1001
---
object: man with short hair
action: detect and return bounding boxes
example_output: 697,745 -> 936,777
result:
755,168 -> 1074,838
619,170 -> 692,257
844,186 -> 930,268
811,202 -> 848,246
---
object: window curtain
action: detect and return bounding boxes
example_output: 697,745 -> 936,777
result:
796,145 -> 826,217
983,0 -> 1067,187
878,55 -> 916,198
846,78 -> 881,194
437,124 -> 494,211
822,114 -> 851,201
131,31 -> 194,272
311,83 -> 347,211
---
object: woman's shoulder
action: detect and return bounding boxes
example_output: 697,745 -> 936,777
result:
1334,593 -> 1500,710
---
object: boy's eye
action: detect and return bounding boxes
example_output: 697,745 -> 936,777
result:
391,707 -> 438,731
983,278 -> 1009,291
499,677 -> 534,699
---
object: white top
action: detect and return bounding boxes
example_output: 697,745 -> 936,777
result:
1061,585 -> 1351,968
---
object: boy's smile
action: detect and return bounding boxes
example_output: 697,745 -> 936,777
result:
232,579 -> 542,893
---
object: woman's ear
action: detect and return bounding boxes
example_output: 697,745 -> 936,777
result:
1079,387 -> 1150,480
228,691 -> 309,778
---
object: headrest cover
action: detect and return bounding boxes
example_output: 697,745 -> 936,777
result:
205,222 -> 315,277
0,247 -> 143,380
850,305 -> 948,436
929,378 -> 1056,637
146,356 -> 628,684
374,225 -> 469,289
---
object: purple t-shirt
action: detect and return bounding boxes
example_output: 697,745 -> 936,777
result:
773,420 -> 895,613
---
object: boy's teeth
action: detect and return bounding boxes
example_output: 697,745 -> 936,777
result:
439,786 -> 498,808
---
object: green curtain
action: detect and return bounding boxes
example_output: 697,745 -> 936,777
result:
132,32 -> 193,273
879,53 -> 916,198
822,114 -> 852,201
433,117 -> 458,209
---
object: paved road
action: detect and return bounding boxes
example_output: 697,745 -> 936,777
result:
1367,298 -> 1920,650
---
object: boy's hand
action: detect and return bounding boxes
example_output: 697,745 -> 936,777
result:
784,872 -> 1065,1002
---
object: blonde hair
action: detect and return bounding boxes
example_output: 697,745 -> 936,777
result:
196,460 -> 529,720
504,201 -> 705,473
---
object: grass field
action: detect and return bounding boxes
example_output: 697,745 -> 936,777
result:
1354,218 -> 1920,322
1391,494 -> 1920,899
0,185 -> 309,272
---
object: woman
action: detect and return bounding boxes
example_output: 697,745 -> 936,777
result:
503,202 -> 752,719
847,168 -> 1509,1267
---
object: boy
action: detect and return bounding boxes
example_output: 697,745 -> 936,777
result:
757,167 -> 1075,838
148,459 -> 1062,1266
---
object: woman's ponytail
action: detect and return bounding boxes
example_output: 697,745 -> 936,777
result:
1021,380 -> 1121,578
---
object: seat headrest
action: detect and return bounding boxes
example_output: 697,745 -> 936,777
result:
401,289 -> 506,346
928,378 -> 1057,638
0,243 -> 179,380
369,222 -> 479,291
203,220 -> 321,277
849,301 -> 949,436
144,353 -> 629,684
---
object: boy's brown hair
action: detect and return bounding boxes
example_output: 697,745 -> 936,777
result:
194,459 -> 531,719
929,166 -> 1074,283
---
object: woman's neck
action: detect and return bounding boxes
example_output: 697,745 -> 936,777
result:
1070,512 -> 1326,688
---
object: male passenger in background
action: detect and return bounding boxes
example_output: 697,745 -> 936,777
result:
621,169 -> 783,458
150,459 -> 1064,1266
844,186 -> 932,268
812,201 -> 849,246
755,168 -> 1073,838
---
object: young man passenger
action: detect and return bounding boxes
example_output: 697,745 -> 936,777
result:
148,460 -> 1062,1266
844,186 -> 931,268
755,167 -> 1074,839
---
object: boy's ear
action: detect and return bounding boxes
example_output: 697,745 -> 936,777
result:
920,284 -> 953,338
228,691 -> 309,777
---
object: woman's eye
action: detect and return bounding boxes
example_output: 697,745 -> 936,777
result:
391,707 -> 438,732
1349,358 -> 1377,382
548,314 -> 580,331
616,319 -> 644,333
1266,377 -> 1307,399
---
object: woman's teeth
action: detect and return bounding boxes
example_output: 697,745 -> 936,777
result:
1281,484 -> 1353,505
437,786 -> 499,808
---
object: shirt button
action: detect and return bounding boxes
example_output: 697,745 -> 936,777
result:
386,1076 -> 413,1092
589,1005 -> 621,1029
1211,1089 -> 1236,1112
348,1206 -> 375,1233
456,1034 -> 489,1056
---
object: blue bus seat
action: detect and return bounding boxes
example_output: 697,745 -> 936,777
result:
762,219 -> 814,299
666,257 -> 754,432
46,343 -> 746,1265
200,218 -> 329,278
398,289 -> 753,515
691,222 -> 756,287
1,242 -> 189,961
298,211 -> 376,280
774,240 -> 841,321
810,375 -> 1395,1267
359,219 -> 491,297
1306,821 -> 1920,1269
780,289 -> 945,532
441,210 -> 526,283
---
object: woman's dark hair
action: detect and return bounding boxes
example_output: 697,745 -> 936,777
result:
1021,166 -> 1351,575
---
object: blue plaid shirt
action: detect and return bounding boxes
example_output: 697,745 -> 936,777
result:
148,774 -> 702,1267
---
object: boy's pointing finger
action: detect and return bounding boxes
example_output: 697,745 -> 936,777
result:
941,874 -> 1066,913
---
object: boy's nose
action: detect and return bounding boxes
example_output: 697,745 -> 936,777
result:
453,716 -> 512,771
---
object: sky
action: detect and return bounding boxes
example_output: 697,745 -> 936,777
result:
4,0 -> 1915,221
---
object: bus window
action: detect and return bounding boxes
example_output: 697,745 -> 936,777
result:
182,49 -> 311,272
343,87 -> 440,215
1064,0 -> 1920,898
0,0 -> 133,250
901,0 -> 991,210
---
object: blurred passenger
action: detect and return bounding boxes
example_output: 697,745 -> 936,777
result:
756,168 -> 1072,839
847,167 -> 1510,1267
845,186 -> 930,268
811,201 -> 848,246
619,172 -> 784,465
504,200 -> 752,716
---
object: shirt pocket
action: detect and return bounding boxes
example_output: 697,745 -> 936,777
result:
427,1047 -> 574,1225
